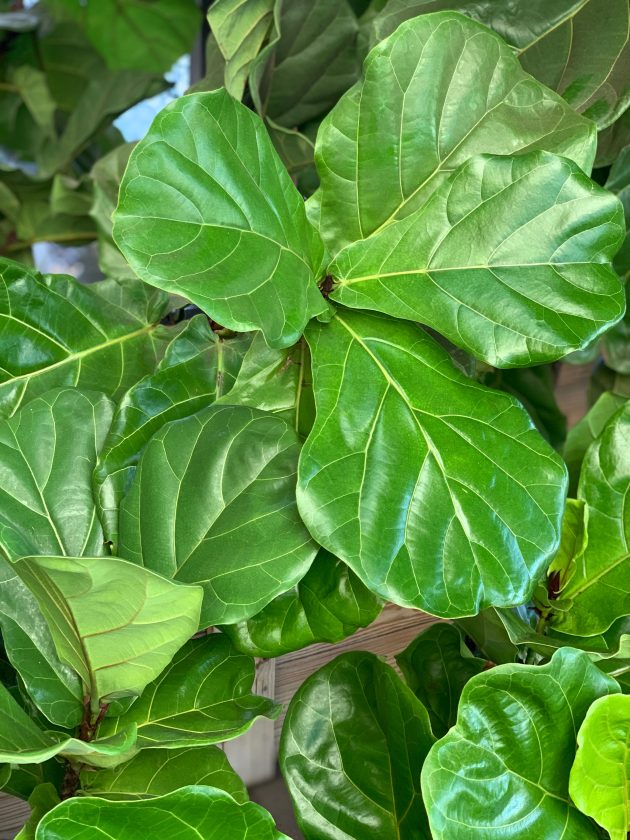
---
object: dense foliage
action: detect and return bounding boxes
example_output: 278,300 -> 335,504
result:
0,1 -> 629,838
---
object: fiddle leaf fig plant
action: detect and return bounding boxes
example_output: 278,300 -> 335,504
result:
0,3 -> 629,839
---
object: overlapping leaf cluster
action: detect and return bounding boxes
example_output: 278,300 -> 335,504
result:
1,1 -> 630,838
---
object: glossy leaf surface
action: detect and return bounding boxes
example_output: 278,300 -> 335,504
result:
17,555 -> 202,703
422,648 -> 619,839
0,388 -> 112,560
221,548 -> 382,657
119,404 -> 317,628
297,310 -> 568,617
113,89 -> 326,349
94,317 -> 251,546
396,623 -> 486,737
280,651 -> 435,840
0,260 -> 170,418
329,151 -> 625,367
98,634 -> 278,749
37,786 -> 290,840
80,746 -> 247,802
569,694 -> 630,840
552,403 -> 630,635
310,12 -> 596,255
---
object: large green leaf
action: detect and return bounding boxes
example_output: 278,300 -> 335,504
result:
421,647 -> 620,839
0,260 -> 171,418
221,548 -> 382,657
119,403 -> 317,627
79,746 -> 247,802
297,310 -> 568,617
0,682 -> 136,768
0,555 -> 82,728
47,0 -> 200,74
396,623 -> 486,738
94,317 -> 251,547
98,634 -> 278,749
16,555 -> 202,705
309,11 -> 596,256
552,403 -> 630,635
570,694 -> 630,840
280,651 -> 435,840
371,0 -> 630,130
37,786 -> 290,840
113,89 -> 326,350
329,151 -> 624,367
0,388 -> 112,560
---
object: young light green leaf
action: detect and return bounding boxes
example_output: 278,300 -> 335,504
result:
570,694 -> 630,840
297,310 -> 568,618
0,555 -> 83,728
113,89 -> 327,350
310,11 -> 596,255
371,0 -> 630,130
16,555 -> 202,705
119,404 -> 317,628
98,634 -> 279,750
37,786 -> 290,840
0,682 -> 136,768
421,647 -> 620,839
0,260 -> 171,418
220,548 -> 382,657
0,388 -> 113,561
552,403 -> 630,635
79,746 -> 247,802
280,651 -> 435,840
94,317 -> 251,546
396,623 -> 486,737
329,152 -> 625,368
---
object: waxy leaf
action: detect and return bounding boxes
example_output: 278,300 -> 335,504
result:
310,12 -> 596,255
280,651 -> 435,840
297,310 -> 568,617
396,623 -> 486,737
221,548 -> 382,657
113,89 -> 326,350
94,316 -> 251,546
16,555 -> 202,704
98,634 -> 278,749
570,694 -> 630,840
0,682 -> 136,768
80,746 -> 247,802
372,0 -> 630,129
329,152 -> 625,367
0,555 -> 82,728
37,786 -> 290,840
0,388 -> 112,560
552,403 -> 630,635
0,260 -> 170,418
422,647 -> 620,839
119,404 -> 317,627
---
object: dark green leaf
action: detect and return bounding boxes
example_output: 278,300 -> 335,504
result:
329,151 -> 624,367
80,746 -> 247,802
0,260 -> 171,417
119,404 -> 317,628
422,647 -> 619,839
0,388 -> 112,560
280,651 -> 435,840
221,548 -> 382,657
455,609 -> 519,664
16,555 -> 202,704
113,89 -> 327,350
98,634 -> 279,749
396,623 -> 486,737
297,310 -> 568,617
37,786 -> 290,840
310,11 -> 596,256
